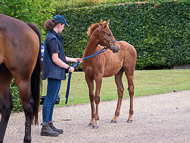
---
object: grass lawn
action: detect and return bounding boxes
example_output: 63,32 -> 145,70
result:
41,69 -> 190,106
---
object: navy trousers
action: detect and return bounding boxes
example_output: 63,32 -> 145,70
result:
42,78 -> 61,124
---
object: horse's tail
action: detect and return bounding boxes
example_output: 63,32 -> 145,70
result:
27,23 -> 42,125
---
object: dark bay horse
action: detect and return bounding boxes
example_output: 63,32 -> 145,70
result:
81,20 -> 137,129
0,14 -> 41,143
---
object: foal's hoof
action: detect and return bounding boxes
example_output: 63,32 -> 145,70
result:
110,120 -> 117,123
93,125 -> 99,129
127,119 -> 133,123
88,123 -> 94,127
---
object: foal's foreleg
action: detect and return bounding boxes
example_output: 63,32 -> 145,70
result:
85,75 -> 95,126
111,69 -> 124,123
93,77 -> 102,129
125,71 -> 134,123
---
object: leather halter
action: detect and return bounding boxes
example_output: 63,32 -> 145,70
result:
99,25 -> 116,49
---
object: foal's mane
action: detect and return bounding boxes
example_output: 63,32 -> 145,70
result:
87,20 -> 108,37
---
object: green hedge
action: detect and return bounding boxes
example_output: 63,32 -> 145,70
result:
10,79 -> 23,112
55,1 -> 190,70
53,0 -> 187,9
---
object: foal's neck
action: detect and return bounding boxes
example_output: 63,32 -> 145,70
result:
83,35 -> 99,57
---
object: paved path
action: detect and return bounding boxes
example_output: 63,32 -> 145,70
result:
3,90 -> 190,143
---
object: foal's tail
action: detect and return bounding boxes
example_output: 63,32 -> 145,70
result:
27,23 -> 42,125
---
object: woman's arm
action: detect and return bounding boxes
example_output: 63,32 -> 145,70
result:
52,53 -> 74,73
66,57 -> 82,63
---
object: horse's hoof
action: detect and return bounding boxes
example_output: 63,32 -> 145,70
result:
24,137 -> 31,143
110,120 -> 117,123
127,119 -> 133,123
92,125 -> 99,129
88,123 -> 94,126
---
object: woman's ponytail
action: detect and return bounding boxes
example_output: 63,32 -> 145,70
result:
43,19 -> 58,30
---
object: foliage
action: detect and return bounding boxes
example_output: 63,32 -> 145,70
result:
53,0 -> 187,9
0,0 -> 55,40
55,1 -> 190,70
10,79 -> 23,112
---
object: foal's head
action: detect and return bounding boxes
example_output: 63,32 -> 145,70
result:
87,20 -> 120,53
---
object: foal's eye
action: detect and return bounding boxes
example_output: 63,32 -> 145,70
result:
107,33 -> 111,36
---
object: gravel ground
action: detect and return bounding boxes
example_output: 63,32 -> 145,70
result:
3,90 -> 190,143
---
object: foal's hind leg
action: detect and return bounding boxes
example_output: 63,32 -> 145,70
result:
111,68 -> 124,123
125,69 -> 135,123
0,66 -> 13,142
85,75 -> 95,127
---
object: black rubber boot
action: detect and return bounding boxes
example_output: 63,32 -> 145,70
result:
41,123 -> 59,137
49,123 -> 63,134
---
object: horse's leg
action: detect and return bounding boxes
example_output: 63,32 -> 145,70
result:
93,76 -> 103,129
85,74 -> 95,126
0,89 -> 13,143
111,68 -> 124,123
14,76 -> 33,143
0,65 -> 13,143
125,69 -> 135,123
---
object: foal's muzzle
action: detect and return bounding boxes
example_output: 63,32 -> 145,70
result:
110,43 -> 120,53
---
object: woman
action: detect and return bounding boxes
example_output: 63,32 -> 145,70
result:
41,15 -> 82,137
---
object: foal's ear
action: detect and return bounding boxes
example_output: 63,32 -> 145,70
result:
107,19 -> 110,24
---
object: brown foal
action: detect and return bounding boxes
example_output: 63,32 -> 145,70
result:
81,20 -> 137,129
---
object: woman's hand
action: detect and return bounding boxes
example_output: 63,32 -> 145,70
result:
75,58 -> 83,63
68,67 -> 74,73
